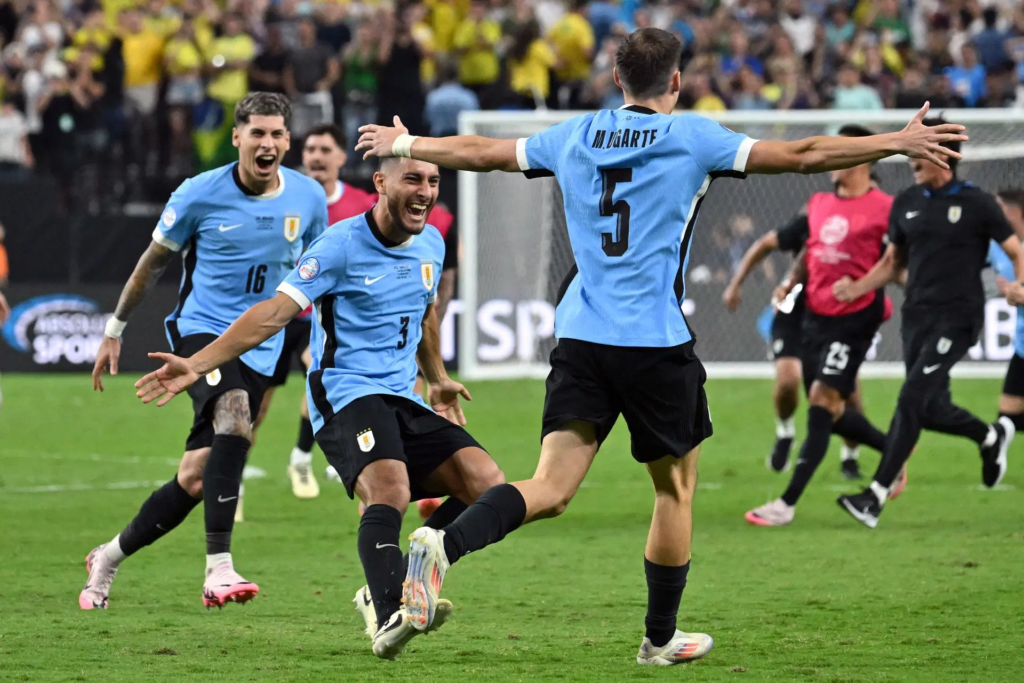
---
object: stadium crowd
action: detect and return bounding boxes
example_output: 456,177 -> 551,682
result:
0,0 -> 1021,192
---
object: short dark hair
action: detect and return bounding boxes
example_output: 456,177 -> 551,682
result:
234,92 -> 291,129
614,28 -> 682,100
305,123 -> 347,150
998,188 -> 1024,210
923,115 -> 960,174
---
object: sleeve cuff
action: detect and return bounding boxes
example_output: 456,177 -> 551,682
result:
276,282 -> 312,310
515,137 -> 530,171
733,137 -> 757,173
151,228 -> 181,251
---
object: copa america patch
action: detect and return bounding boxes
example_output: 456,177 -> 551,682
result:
298,257 -> 320,281
162,207 -> 177,227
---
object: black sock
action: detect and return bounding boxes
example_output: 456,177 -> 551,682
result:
296,416 -> 315,453
403,497 -> 470,575
645,558 -> 690,648
358,504 -> 405,627
203,434 -> 250,555
832,409 -> 886,452
781,406 -> 834,506
118,477 -> 201,556
1000,411 -> 1024,431
874,399 -> 923,488
442,484 -> 527,566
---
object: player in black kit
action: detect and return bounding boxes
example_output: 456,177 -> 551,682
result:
833,119 -> 1024,528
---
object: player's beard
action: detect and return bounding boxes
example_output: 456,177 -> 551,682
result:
387,191 -> 433,236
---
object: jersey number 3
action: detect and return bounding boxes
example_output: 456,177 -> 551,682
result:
600,168 -> 632,257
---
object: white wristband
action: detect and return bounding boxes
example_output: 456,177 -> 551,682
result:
104,316 -> 127,339
392,134 -> 418,158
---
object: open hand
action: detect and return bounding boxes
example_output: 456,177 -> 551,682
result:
92,336 -> 122,392
135,352 -> 201,407
428,377 -> 472,426
356,115 -> 408,161
897,102 -> 968,170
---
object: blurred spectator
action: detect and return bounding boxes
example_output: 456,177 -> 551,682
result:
974,8 -> 1008,72
980,68 -> 1016,108
721,29 -> 763,78
778,0 -> 816,57
508,19 -> 557,107
207,14 -> 256,106
250,24 -> 288,94
377,6 -> 426,136
928,74 -> 966,108
547,0 -> 593,108
454,0 -> 501,100
317,3 -> 352,53
824,4 -> 854,47
407,3 -> 437,87
944,43 -> 987,106
164,19 -> 204,174
868,0 -> 911,46
285,18 -> 339,136
0,98 -> 32,174
120,9 -> 162,121
833,62 -> 884,110
425,61 -> 479,136
732,65 -> 771,110
340,22 -> 379,171
689,72 -> 726,111
894,66 -> 928,109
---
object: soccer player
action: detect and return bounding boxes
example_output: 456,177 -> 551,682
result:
836,130 -> 1024,528
988,189 -> 1024,438
743,125 -> 896,527
81,93 -> 329,610
134,156 -> 505,659
254,123 -> 375,501
354,28 -> 966,662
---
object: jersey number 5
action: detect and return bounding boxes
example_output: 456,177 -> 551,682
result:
600,168 -> 632,257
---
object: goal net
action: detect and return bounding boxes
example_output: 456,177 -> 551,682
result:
456,110 -> 1024,380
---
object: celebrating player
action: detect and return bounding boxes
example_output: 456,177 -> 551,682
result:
134,157 -> 505,659
253,123 -> 375,501
81,93 -> 328,610
989,189 -> 1024,438
355,28 -> 966,663
836,130 -> 1024,528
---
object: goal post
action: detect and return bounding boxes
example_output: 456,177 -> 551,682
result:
457,109 -> 1024,381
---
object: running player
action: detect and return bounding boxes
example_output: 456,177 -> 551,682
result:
836,131 -> 1024,528
254,123 -> 375,501
134,156 -> 505,659
743,125 -> 896,527
355,28 -> 966,662
989,189 -> 1024,438
81,93 -> 328,610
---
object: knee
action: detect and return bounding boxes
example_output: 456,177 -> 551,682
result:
533,479 -> 574,519
462,460 -> 506,502
808,384 -> 844,417
358,463 -> 411,512
177,458 -> 205,498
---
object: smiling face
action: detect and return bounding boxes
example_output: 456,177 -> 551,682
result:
374,158 -> 440,236
233,114 -> 290,187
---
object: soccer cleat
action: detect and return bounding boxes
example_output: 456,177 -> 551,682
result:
202,561 -> 259,608
888,465 -> 908,500
325,465 -> 341,483
287,462 -> 320,499
403,527 -> 450,630
981,418 -> 1014,488
636,630 -> 714,665
354,585 -> 378,637
744,498 -> 794,527
766,437 -> 793,473
840,458 -> 862,480
837,489 -> 882,528
79,545 -> 118,610
371,601 -> 453,660
417,498 -> 442,520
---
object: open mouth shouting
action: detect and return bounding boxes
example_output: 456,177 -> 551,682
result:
405,200 -> 430,225
254,153 -> 278,175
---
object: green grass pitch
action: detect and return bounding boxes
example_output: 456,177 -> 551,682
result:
1,374 -> 1021,682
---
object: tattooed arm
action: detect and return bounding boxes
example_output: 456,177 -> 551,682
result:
92,240 -> 175,391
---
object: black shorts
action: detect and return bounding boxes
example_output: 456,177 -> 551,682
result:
769,285 -> 805,360
901,309 -> 981,390
315,394 -> 484,500
801,298 -> 883,398
1003,352 -> 1024,398
541,338 -> 712,462
174,333 -> 271,451
270,318 -> 312,387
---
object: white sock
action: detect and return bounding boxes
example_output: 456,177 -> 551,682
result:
776,416 -> 796,439
841,445 -> 860,462
206,552 -> 232,571
982,426 -> 997,448
869,481 -> 888,506
290,447 -> 312,467
104,535 -> 127,564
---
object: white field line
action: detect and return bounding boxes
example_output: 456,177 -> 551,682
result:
0,466 -> 268,494
0,449 -> 182,467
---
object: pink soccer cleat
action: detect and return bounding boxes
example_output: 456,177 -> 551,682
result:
744,498 -> 795,527
79,545 -> 118,610
202,561 -> 259,608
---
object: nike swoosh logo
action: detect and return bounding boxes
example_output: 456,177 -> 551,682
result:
906,211 -> 920,219
363,594 -> 372,606
218,223 -> 243,232
365,274 -> 388,285
923,364 -> 942,374
217,495 -> 238,503
375,542 -> 399,550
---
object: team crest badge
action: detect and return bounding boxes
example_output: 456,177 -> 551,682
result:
937,337 -> 952,354
284,215 -> 301,242
948,206 -> 962,224
357,429 -> 375,452
420,261 -> 435,291
206,368 -> 222,386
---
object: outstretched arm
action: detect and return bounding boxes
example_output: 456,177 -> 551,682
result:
136,293 -> 301,406
92,240 -> 175,391
724,231 -> 779,312
356,116 -> 521,172
417,303 -> 472,425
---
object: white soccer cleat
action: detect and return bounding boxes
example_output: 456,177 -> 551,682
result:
744,498 -> 795,527
325,465 -> 341,483
288,461 -> 320,499
371,601 -> 453,660
202,561 -> 259,609
403,527 -> 450,631
354,585 -> 378,637
637,630 -> 714,665
79,545 -> 118,610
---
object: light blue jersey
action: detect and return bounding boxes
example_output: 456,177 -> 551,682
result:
516,106 -> 756,347
277,211 -> 444,433
154,164 -> 328,376
988,240 -> 1024,356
